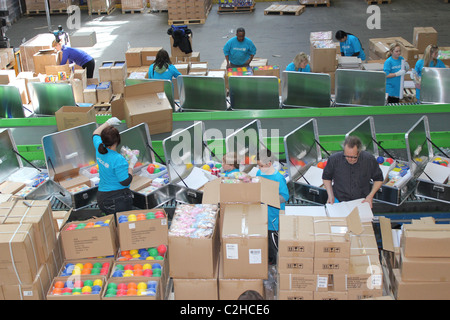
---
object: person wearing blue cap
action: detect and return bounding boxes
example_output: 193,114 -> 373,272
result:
335,30 -> 366,61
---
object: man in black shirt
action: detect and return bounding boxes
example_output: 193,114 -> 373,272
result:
322,136 -> 383,208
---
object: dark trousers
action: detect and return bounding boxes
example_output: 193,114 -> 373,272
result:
97,189 -> 133,222
387,96 -> 400,104
268,230 -> 278,265
82,58 -> 95,78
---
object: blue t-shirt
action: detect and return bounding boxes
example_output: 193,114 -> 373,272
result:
286,62 -> 311,73
256,169 -> 289,231
223,36 -> 257,66
148,64 -> 182,80
384,56 -> 404,98
93,135 -> 130,192
414,58 -> 446,99
60,45 -> 93,66
340,34 -> 366,61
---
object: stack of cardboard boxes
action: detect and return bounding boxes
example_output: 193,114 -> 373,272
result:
167,0 -> 212,23
309,31 -> 337,93
121,0 -> 147,12
381,217 -> 450,300
88,0 -> 116,14
277,207 -> 383,300
0,199 -> 64,300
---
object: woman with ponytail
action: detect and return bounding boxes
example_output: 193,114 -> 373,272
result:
384,42 -> 408,103
413,45 -> 446,101
93,117 -> 136,218
335,30 -> 366,61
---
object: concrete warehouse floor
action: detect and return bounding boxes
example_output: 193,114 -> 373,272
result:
4,0 -> 450,80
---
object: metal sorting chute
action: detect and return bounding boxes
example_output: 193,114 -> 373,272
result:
177,75 -> 227,111
28,82 -> 76,115
119,123 -> 165,209
228,76 -> 280,110
0,128 -> 41,187
283,118 -> 328,205
420,67 -> 450,104
163,121 -> 217,189
406,116 -> 450,204
335,69 -> 386,107
0,85 -> 25,118
225,119 -> 267,172
124,78 -> 176,110
31,122 -> 98,210
346,116 -> 417,206
281,71 -> 331,108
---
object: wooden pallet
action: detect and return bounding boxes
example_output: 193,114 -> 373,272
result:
365,0 -> 391,4
299,0 -> 330,7
168,18 -> 206,25
50,8 -> 69,14
264,4 -> 305,15
89,6 -> 116,15
218,4 -> 255,13
122,7 -> 147,14
26,10 -> 47,15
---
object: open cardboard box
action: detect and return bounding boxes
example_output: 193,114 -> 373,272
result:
111,81 -> 172,135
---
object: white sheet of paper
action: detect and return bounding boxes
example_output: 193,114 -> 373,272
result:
325,198 -> 374,223
419,162 -> 450,184
285,206 -> 327,217
297,166 -> 324,187
177,166 -> 214,190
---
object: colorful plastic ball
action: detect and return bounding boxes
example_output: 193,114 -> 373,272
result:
52,288 -> 63,295
81,286 -> 92,293
54,281 -> 65,289
106,288 -> 117,296
137,282 -> 147,290
386,158 -> 394,164
93,279 -> 103,287
72,287 -> 82,294
148,248 -> 158,257
93,262 -> 102,269
112,270 -> 123,277
74,280 -> 83,288
152,263 -> 162,269
90,166 -> 98,174
376,156 -> 385,164
147,165 -> 155,174
129,249 -> 138,256
137,214 -> 146,221
117,283 -> 127,290
91,268 -> 101,275
134,270 -> 143,276
143,269 -> 153,277
117,289 -> 127,296
127,289 -> 137,296
202,164 -> 211,171
146,256 -> 155,260
84,280 -> 94,287
124,264 -> 133,270
152,269 -> 161,277
128,214 -> 137,222
100,267 -> 109,275
155,255 -> 164,261
146,212 -> 156,219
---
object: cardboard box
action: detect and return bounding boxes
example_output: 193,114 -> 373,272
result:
19,33 -> 55,73
278,256 -> 314,274
400,249 -> 450,282
221,204 -> 268,279
111,81 -> 173,135
117,209 -> 168,250
314,291 -> 348,300
392,268 -> 450,300
313,257 -> 349,274
69,30 -> 97,48
141,47 -> 163,66
33,50 -> 60,75
168,204 -> 220,279
310,42 -> 337,73
0,223 -> 40,285
4,200 -> 56,267
96,81 -> 112,103
345,255 -> 383,291
56,169 -> 91,191
277,273 -> 318,291
112,80 -> 125,95
83,83 -> 97,104
277,289 -> 313,300
55,106 -> 96,131
102,276 -> 160,300
111,61 -> 127,81
401,222 -> 450,258
47,276 -> 106,300
45,64 -> 71,77
173,261 -> 219,300
218,262 -> 264,300
0,69 -> 17,84
278,215 -> 315,258
369,37 -> 419,65
60,214 -> 118,260
129,175 -> 153,192
99,61 -> 114,82
0,180 -> 26,195
125,48 -> 143,67
313,217 -> 351,259
413,27 -> 438,54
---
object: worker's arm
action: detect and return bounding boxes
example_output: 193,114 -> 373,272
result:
323,179 -> 335,204
362,180 -> 383,208
245,54 -> 254,67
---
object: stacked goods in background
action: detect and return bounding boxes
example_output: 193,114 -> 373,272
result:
2,0 -> 22,24
277,208 -> 383,300
309,31 -> 337,93
167,0 -> 212,23
88,0 -> 116,14
0,199 -> 64,300
300,0 -> 330,6
49,0 -> 71,11
121,0 -> 147,12
381,217 -> 450,300
149,0 -> 168,11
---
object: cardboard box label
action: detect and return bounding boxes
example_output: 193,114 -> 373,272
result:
226,243 -> 238,259
249,249 -> 262,264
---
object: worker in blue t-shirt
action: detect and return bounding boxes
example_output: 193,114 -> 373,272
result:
53,39 -> 95,78
256,148 -> 289,265
384,42 -> 409,104
148,49 -> 182,80
223,27 -> 257,68
413,44 -> 447,101
222,152 -> 240,177
335,30 -> 366,61
93,117 -> 137,218
286,52 -> 311,72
